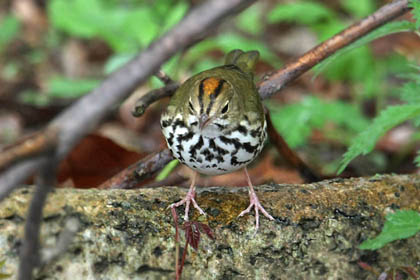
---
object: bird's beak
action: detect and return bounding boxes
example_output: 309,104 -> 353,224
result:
199,114 -> 210,130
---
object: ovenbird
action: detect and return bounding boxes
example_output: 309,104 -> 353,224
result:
161,49 -> 274,231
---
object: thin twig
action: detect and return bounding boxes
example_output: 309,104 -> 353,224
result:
141,172 -> 187,189
132,83 -> 179,117
99,149 -> 174,189
18,158 -> 57,280
0,127 -> 59,171
155,69 -> 176,85
0,0 -> 255,201
258,0 -> 411,99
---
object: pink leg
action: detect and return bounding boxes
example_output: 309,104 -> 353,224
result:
169,172 -> 206,221
238,168 -> 274,232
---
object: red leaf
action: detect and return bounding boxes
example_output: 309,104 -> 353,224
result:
198,222 -> 215,240
57,134 -> 144,188
184,222 -> 200,250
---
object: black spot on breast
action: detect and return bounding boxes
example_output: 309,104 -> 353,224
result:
167,133 -> 174,146
161,119 -> 171,128
178,154 -> 185,162
209,139 -> 228,155
237,125 -> 248,135
189,136 -> 204,158
177,131 -> 194,143
172,119 -> 186,129
231,156 -> 251,166
219,136 -> 241,150
250,128 -> 260,138
201,149 -> 215,161
243,142 -> 257,154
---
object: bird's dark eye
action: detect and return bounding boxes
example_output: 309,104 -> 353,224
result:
221,103 -> 229,114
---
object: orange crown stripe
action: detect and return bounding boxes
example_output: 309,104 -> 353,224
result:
203,77 -> 221,95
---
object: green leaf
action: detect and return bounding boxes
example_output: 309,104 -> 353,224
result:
236,4 -> 263,35
0,15 -> 20,52
48,0 -> 160,52
48,0 -> 102,38
47,76 -> 100,98
269,96 -> 368,148
155,160 -> 179,181
104,53 -> 136,74
161,2 -> 188,33
360,210 -> 420,250
401,81 -> 420,103
337,104 -> 420,174
184,33 -> 281,70
415,150 -> 420,167
409,0 -> 420,29
268,1 -> 335,25
314,21 -> 417,78
340,0 -> 375,18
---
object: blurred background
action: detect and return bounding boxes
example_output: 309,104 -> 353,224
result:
0,0 -> 419,188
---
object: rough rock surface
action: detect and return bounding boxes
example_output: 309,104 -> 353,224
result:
0,174 -> 419,279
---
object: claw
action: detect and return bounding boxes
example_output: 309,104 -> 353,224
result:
238,168 -> 274,233
168,172 -> 206,220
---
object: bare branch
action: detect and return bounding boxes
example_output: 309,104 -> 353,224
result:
0,127 -> 59,171
155,69 -> 176,85
18,159 -> 57,280
132,83 -> 179,117
0,159 -> 42,202
258,0 -> 411,99
99,149 -> 173,189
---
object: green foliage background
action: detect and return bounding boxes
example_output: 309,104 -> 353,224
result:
1,0 -> 420,250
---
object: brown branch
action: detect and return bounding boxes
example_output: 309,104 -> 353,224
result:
266,112 -> 321,183
0,0 -> 255,200
258,0 -> 411,99
132,83 -> 179,117
0,127 -> 59,171
141,172 -> 187,189
99,149 -> 174,189
155,69 -> 176,85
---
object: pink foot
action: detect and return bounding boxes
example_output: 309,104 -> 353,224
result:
239,168 -> 274,233
168,172 -> 206,221
238,191 -> 274,232
169,187 -> 206,221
